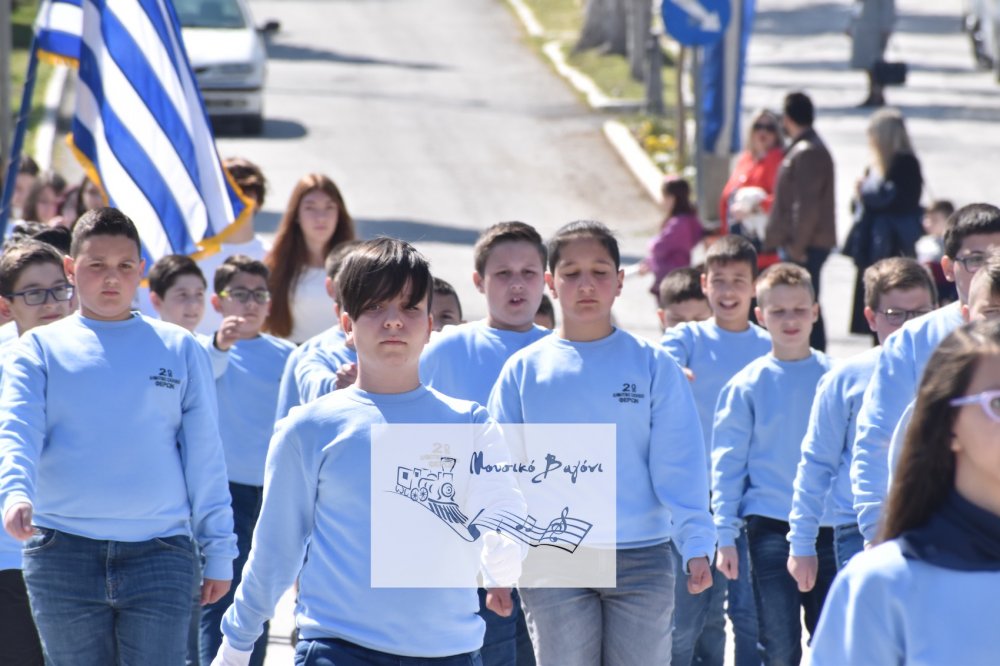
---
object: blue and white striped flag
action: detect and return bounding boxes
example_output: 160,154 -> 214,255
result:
34,0 -> 82,64
34,0 -> 250,262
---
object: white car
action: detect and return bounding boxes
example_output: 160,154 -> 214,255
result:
174,0 -> 278,134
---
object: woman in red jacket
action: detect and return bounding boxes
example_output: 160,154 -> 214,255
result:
718,110 -> 785,269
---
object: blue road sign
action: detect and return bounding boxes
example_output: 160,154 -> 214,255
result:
662,0 -> 731,46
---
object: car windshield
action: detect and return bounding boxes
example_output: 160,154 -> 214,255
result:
174,0 -> 247,29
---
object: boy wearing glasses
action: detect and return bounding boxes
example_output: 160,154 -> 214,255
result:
0,208 -> 237,665
199,255 -> 294,665
787,257 -> 936,587
853,203 -> 1000,546
0,239 -> 75,665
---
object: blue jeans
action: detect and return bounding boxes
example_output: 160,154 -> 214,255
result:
294,638 -> 482,665
833,523 -> 864,571
200,482 -> 267,666
671,531 -> 759,666
477,587 -> 534,665
519,542 -> 675,665
21,528 -> 197,666
745,516 -> 836,666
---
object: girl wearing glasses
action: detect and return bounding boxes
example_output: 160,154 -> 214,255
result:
811,318 -> 1000,664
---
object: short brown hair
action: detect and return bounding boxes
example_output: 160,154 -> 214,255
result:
473,221 -> 546,276
337,238 -> 432,320
863,257 -> 937,310
0,240 -> 66,295
658,266 -> 706,308
214,255 -> 270,294
705,235 -> 759,278
756,262 -> 814,304
223,157 -> 267,207
148,255 -> 206,298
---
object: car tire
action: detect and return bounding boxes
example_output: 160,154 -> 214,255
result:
243,114 -> 264,136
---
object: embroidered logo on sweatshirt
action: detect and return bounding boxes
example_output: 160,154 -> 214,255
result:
150,367 -> 181,389
612,382 -> 645,404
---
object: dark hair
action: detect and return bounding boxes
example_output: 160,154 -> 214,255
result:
337,238 -> 432,320
863,257 -> 938,310
0,240 -> 66,295
756,262 -> 815,304
928,199 -> 955,218
473,221 -> 546,276
783,91 -> 814,127
432,276 -> 462,320
547,220 -> 620,272
704,234 -> 759,278
265,173 -> 356,338
148,255 -> 206,298
17,156 -> 39,177
223,157 -> 267,207
536,293 -> 555,323
31,225 -> 72,256
324,239 -> 365,281
881,319 -> 1000,541
662,177 -> 696,218
70,207 -> 143,258
214,254 -> 270,294
658,266 -> 706,308
942,203 -> 1000,259
22,172 -> 67,223
76,176 -> 106,218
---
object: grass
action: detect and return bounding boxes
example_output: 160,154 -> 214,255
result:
10,0 -> 56,158
515,0 -> 682,172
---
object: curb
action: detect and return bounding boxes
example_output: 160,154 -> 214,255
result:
34,64 -> 70,172
504,0 -> 663,201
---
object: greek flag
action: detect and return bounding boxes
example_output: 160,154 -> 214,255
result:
34,0 -> 82,64
34,0 -> 250,261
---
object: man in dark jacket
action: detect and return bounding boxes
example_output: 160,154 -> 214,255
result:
765,92 -> 836,350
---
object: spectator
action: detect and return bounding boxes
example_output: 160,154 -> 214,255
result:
849,0 -> 895,108
639,177 -> 703,297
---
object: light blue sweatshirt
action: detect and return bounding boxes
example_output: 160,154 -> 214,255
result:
810,540 -> 1000,665
887,400 -> 915,487
487,329 -> 715,563
788,347 -> 879,556
659,319 -> 772,465
274,326 -> 346,421
294,336 -> 358,405
851,303 -> 963,543
0,313 -> 237,579
0,337 -> 20,571
195,332 -> 230,379
420,320 -> 550,404
221,385 -> 524,656
202,334 -> 295,486
712,351 -> 834,548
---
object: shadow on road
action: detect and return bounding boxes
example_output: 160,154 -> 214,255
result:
266,42 -> 449,71
212,118 -> 308,140
754,3 -> 849,36
356,218 -> 481,245
252,210 -> 282,234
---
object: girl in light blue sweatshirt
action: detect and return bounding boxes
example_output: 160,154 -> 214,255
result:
812,319 -> 1000,665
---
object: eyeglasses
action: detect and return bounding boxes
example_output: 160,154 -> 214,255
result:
950,389 -> 1000,423
954,253 -> 989,273
752,122 -> 778,133
876,308 -> 933,326
220,288 -> 270,305
5,285 -> 74,306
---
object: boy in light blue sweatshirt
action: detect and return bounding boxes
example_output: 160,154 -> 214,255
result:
420,221 -> 549,666
852,203 -> 1000,545
489,221 -> 715,666
660,235 -> 769,666
0,208 -> 237,666
0,239 -> 75,666
198,255 -> 295,666
787,258 -> 936,589
212,238 -> 525,666
711,263 -> 833,666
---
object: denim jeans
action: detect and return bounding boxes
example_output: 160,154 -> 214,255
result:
519,542 -> 674,666
21,528 -> 197,666
294,638 -> 482,665
745,516 -> 836,666
833,523 -> 864,571
0,568 -> 44,665
671,530 -> 760,666
200,482 -> 267,666
477,587 -> 534,665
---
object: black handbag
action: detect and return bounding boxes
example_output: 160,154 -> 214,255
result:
872,59 -> 907,86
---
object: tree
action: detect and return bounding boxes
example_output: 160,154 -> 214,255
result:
576,0 -> 653,83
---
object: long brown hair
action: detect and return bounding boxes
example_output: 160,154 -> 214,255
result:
264,174 -> 356,338
880,319 -> 1000,542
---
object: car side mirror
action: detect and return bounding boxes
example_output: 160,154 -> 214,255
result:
258,20 -> 280,35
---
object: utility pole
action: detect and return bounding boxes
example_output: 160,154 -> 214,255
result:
0,0 -> 12,173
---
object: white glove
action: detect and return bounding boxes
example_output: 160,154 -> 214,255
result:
480,531 -> 524,587
211,636 -> 253,666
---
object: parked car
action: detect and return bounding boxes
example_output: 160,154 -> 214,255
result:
174,0 -> 279,134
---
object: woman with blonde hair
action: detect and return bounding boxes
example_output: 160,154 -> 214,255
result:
846,107 -> 923,334
265,174 -> 356,342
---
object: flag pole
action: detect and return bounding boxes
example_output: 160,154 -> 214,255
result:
0,32 -> 41,236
